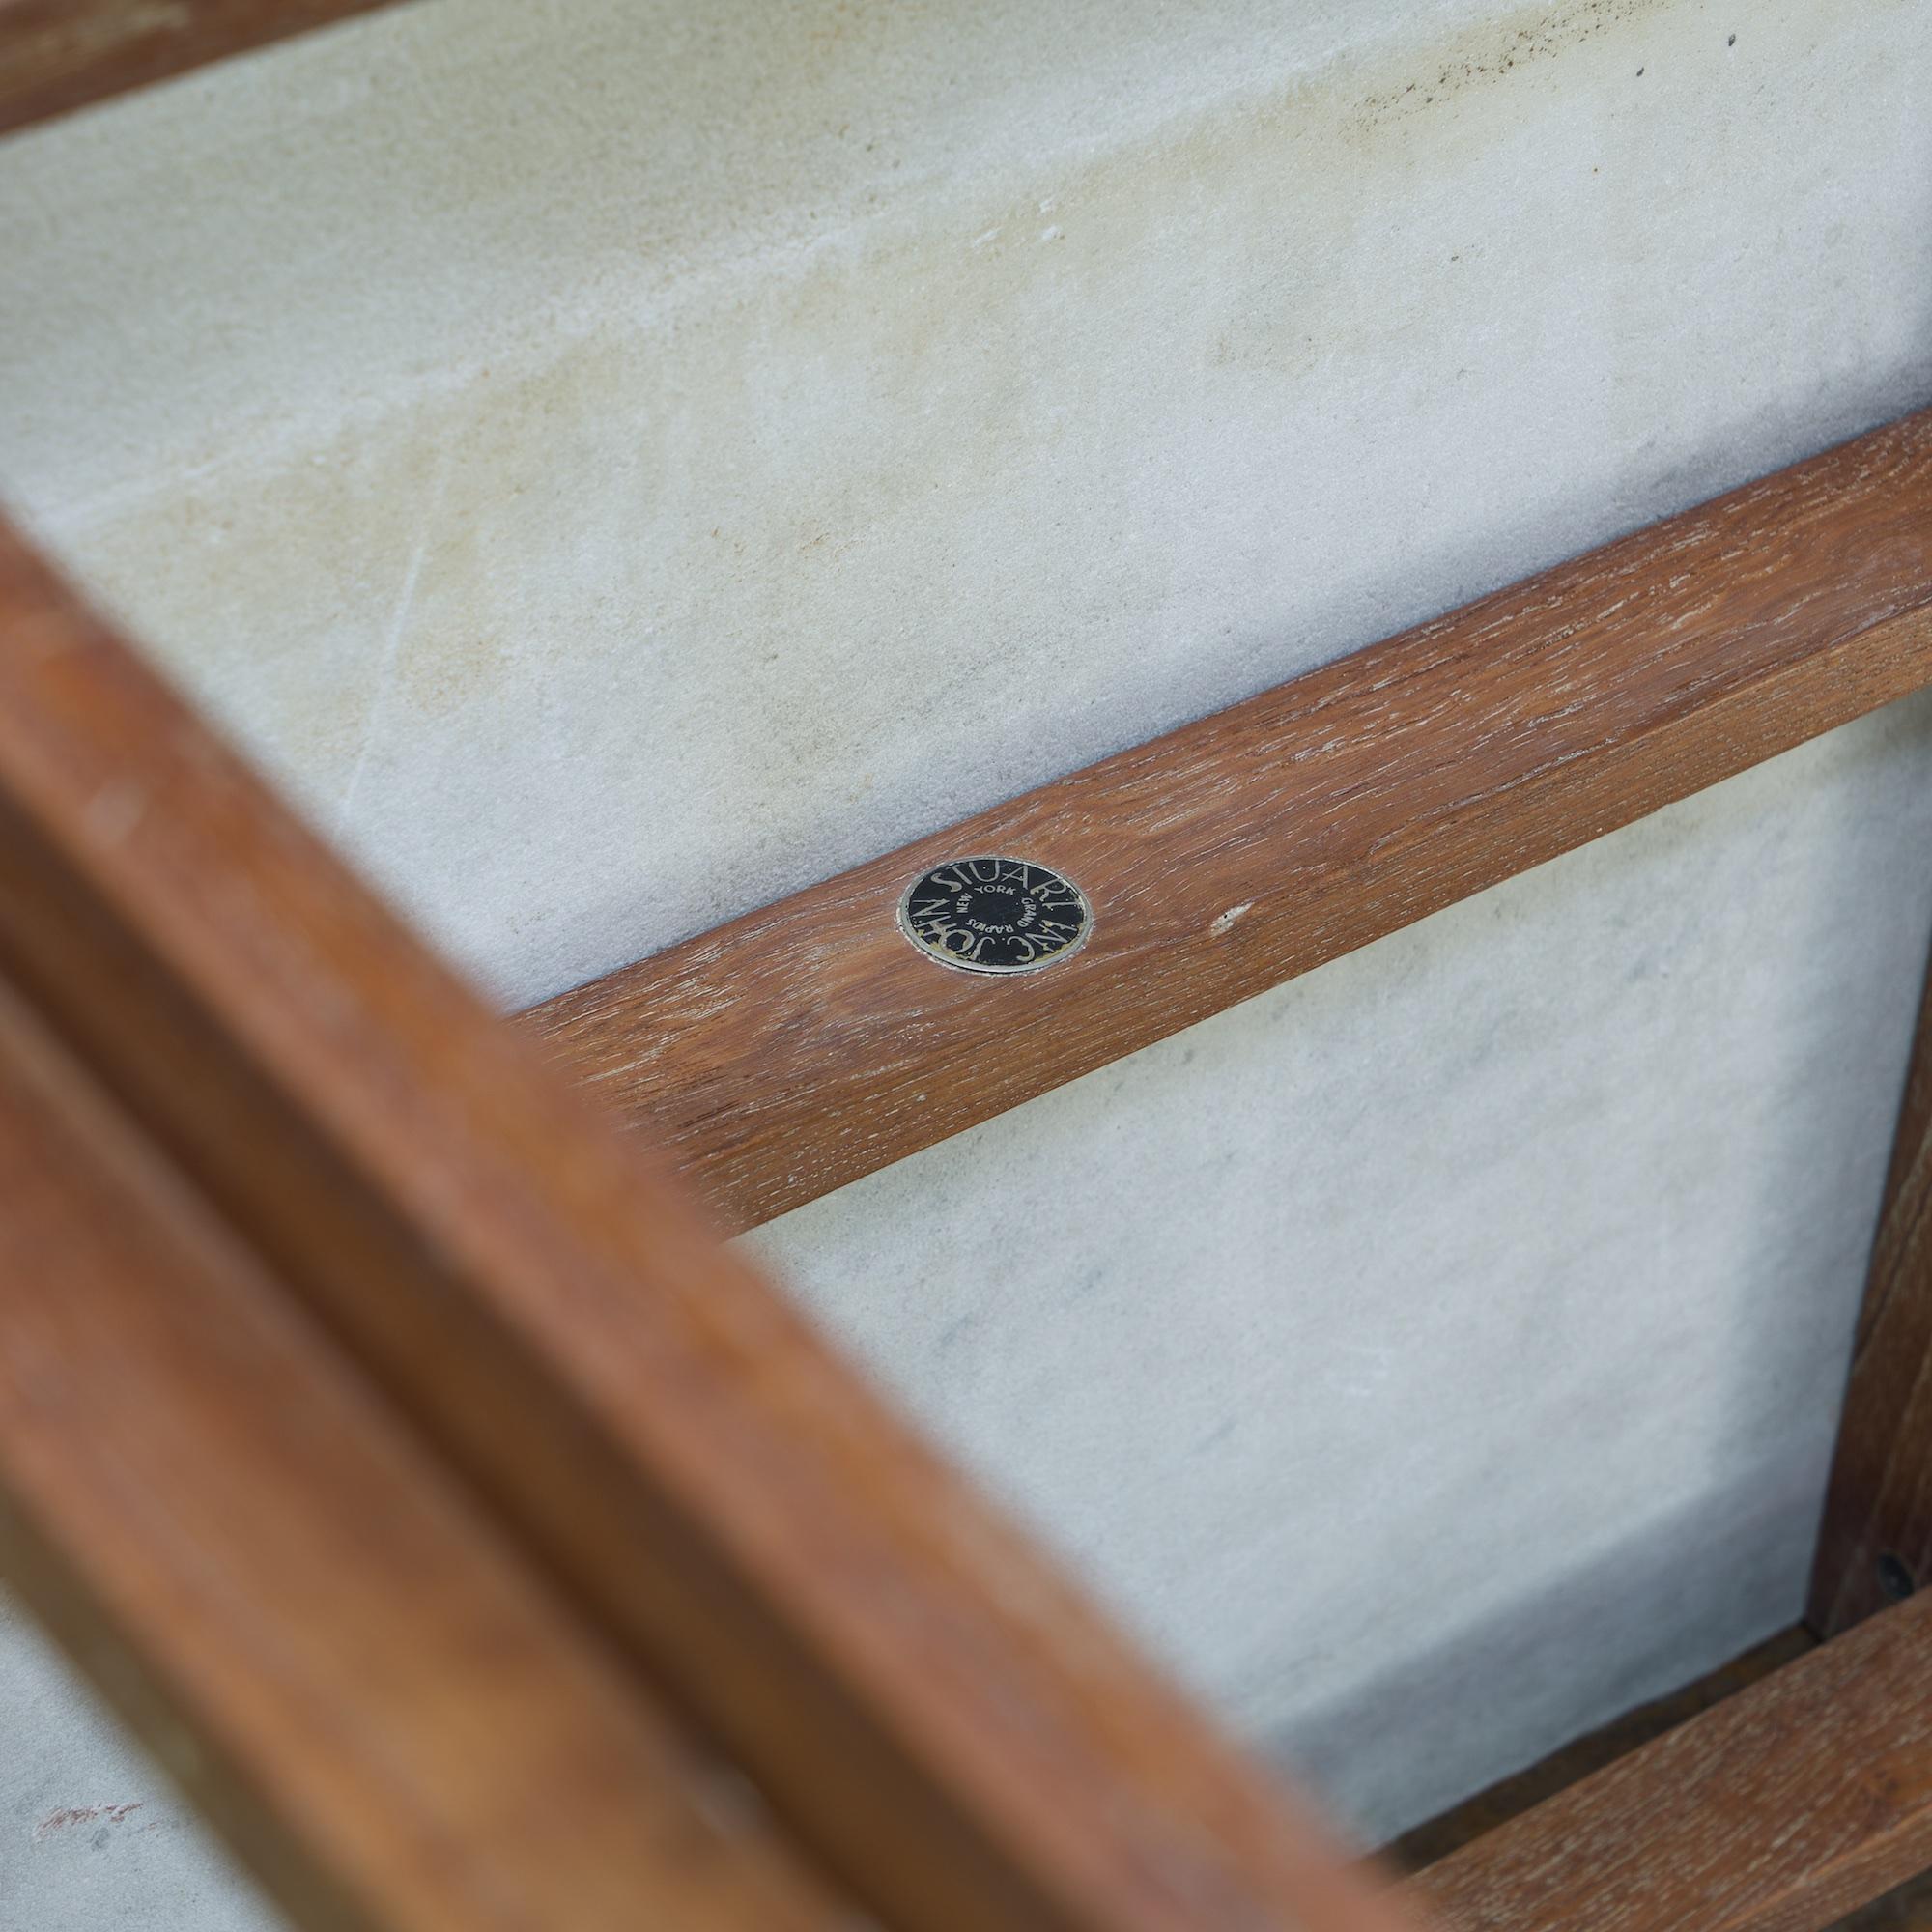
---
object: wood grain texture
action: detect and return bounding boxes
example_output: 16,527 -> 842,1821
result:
1809,928 -> 1932,1636
1390,1628 -> 1818,1872
526,408 -> 1932,1232
0,513 -> 1422,1932
0,0 -> 410,136
1407,1594 -> 1932,1932
0,975 -> 846,1932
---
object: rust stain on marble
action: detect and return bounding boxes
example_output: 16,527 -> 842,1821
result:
34,1801 -> 144,1841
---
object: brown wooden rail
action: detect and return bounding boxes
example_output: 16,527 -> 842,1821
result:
0,975 -> 847,1932
0,0 -> 412,135
528,409 -> 1932,1231
1810,910 -> 1932,1636
9,453 -> 1932,1932
1409,1593 -> 1932,1932
5,14 -> 1932,1918
0,513 -> 1421,1932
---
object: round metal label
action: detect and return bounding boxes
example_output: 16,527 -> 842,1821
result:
896,857 -> 1092,975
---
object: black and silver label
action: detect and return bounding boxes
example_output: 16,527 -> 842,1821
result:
895,857 -> 1092,975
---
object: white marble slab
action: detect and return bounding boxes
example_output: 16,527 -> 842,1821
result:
2,0 -> 1926,1009
748,691 -> 1932,1838
4,0 -> 1932,1918
0,1598 -> 271,1932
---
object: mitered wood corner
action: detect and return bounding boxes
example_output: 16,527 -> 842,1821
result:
525,408 -> 1932,1231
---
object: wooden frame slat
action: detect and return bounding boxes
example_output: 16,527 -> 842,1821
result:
526,409 -> 1932,1232
1808,930 -> 1932,1637
1406,1594 -> 1932,1932
0,973 -> 845,1932
0,0 -> 412,136
1388,1628 -> 1818,1873
0,513 -> 1421,1932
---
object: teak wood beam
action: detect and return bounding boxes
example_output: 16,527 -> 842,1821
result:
527,409 -> 1932,1232
1810,929 -> 1932,1636
1407,1593 -> 1932,1932
0,976 -> 846,1932
0,514 -> 1422,1932
0,0 -> 413,136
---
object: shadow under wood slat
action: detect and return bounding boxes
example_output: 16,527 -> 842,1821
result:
526,408 -> 1932,1232
1406,1593 -> 1932,1932
0,514 -> 1423,1932
0,0 -> 412,137
1389,1628 -> 1818,1873
0,976 -> 845,1932
1810,931 -> 1932,1636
